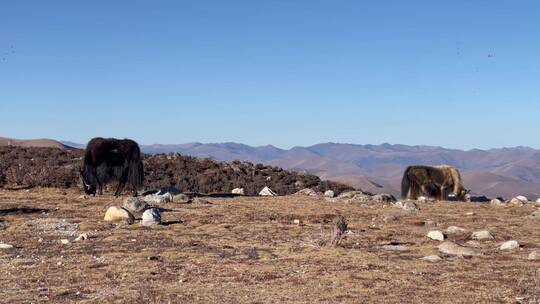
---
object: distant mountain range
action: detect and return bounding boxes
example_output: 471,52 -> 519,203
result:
3,136 -> 539,199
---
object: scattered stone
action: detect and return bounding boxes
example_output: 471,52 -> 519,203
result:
438,241 -> 481,256
466,240 -> 482,247
516,195 -> 529,202
528,249 -> 540,260
337,191 -> 365,199
143,192 -> 173,204
402,201 -> 419,213
421,255 -> 442,262
324,190 -> 335,198
490,198 -> 504,206
232,188 -> 245,195
537,198 -> 540,204
259,186 -> 277,196
60,239 -> 70,245
393,201 -> 404,208
0,243 -> 14,249
424,219 -> 436,226
500,240 -> 520,251
156,186 -> 181,196
446,226 -> 466,234
471,230 -> 494,241
381,244 -> 409,251
141,208 -> 162,226
417,196 -> 428,202
465,212 -> 475,216
75,233 -> 88,242
372,193 -> 396,203
427,230 -> 445,241
192,198 -> 212,205
123,197 -> 148,213
173,194 -> 191,203
383,215 -> 399,223
104,206 -> 135,224
292,219 -> 302,225
510,196 -> 528,205
295,188 -> 319,197
78,195 -> 88,200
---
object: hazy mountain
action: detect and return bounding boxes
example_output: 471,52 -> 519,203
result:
1,136 -> 73,150
56,139 -> 540,199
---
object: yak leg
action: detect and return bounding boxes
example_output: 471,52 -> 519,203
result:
114,169 -> 129,197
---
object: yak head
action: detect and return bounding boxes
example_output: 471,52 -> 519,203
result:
80,169 -> 97,196
460,189 -> 471,202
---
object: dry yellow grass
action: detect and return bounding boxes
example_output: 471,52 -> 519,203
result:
1,188 -> 539,303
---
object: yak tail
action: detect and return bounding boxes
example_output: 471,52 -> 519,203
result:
128,160 -> 144,190
401,167 -> 411,199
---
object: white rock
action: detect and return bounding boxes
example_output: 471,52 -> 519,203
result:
465,212 -> 475,216
438,241 -> 481,256
295,188 -> 318,197
381,244 -> 409,251
141,208 -> 161,226
500,240 -> 520,250
372,193 -> 395,203
446,226 -> 466,234
104,206 -> 135,224
292,219 -> 302,225
60,239 -> 70,245
427,230 -> 445,241
536,198 -> 540,204
402,201 -> 419,213
471,230 -> 494,241
324,190 -> 335,198
417,196 -> 428,202
259,186 -> 277,196
123,197 -> 148,213
232,188 -> 245,195
75,233 -> 88,242
490,199 -> 504,205
143,192 -> 173,204
421,255 -> 442,262
0,243 -> 14,249
528,248 -> 540,260
337,191 -> 364,199
516,195 -> 529,202
393,201 -> 404,208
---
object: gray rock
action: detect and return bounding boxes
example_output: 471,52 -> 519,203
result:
528,249 -> 540,260
438,241 -> 481,256
337,191 -> 365,199
104,206 -> 135,224
324,190 -> 335,198
173,194 -> 191,204
192,197 -> 212,205
0,243 -> 14,249
75,233 -> 88,242
446,226 -> 466,234
143,192 -> 173,204
259,186 -> 277,196
427,230 -> 445,241
295,188 -> 319,197
421,255 -> 442,262
471,230 -> 494,241
500,240 -> 520,250
381,244 -> 409,251
402,201 -> 419,213
123,197 -> 148,213
141,208 -> 161,226
372,193 -> 396,203
232,188 -> 245,195
490,199 -> 504,206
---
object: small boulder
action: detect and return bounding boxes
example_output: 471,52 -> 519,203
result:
104,206 -> 135,224
173,194 -> 191,204
0,243 -> 14,249
500,240 -> 520,251
417,196 -> 428,202
295,188 -> 318,197
381,244 -> 409,251
438,241 -> 481,256
528,249 -> 540,260
60,239 -> 70,245
421,255 -> 442,262
259,186 -> 277,196
490,198 -> 504,206
446,226 -> 466,234
536,198 -> 540,204
324,190 -> 335,198
337,191 -> 365,199
232,188 -> 245,195
402,201 -> 419,213
510,196 -> 528,205
427,230 -> 445,241
141,208 -> 161,226
143,192 -> 173,204
75,233 -> 88,242
123,197 -> 148,213
372,193 -> 396,203
192,197 -> 212,205
471,230 -> 494,241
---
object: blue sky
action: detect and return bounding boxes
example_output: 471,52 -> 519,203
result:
1,1 -> 539,149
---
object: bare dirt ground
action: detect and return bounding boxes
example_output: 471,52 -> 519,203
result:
1,188 -> 540,303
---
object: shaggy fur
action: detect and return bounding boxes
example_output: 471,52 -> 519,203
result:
81,137 -> 143,197
401,165 -> 456,201
435,165 -> 468,200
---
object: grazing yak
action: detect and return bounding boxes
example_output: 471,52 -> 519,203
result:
401,165 -> 469,201
80,137 -> 143,197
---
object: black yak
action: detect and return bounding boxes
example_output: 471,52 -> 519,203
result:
80,137 -> 143,197
401,165 -> 468,201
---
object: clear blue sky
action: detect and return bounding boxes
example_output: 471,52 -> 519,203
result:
1,1 -> 539,149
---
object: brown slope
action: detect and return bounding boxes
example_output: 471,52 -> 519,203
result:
0,136 -> 72,150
